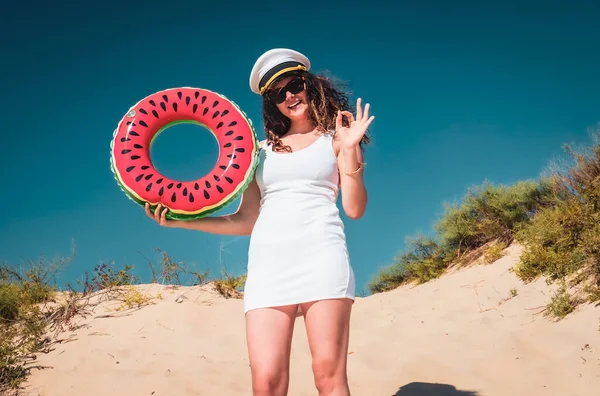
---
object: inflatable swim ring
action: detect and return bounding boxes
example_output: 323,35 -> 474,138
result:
110,87 -> 259,221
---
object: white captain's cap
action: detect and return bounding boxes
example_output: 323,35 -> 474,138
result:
249,48 -> 311,95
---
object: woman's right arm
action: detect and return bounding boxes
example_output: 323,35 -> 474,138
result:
144,175 -> 262,236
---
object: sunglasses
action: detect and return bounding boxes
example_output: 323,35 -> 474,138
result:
266,76 -> 305,104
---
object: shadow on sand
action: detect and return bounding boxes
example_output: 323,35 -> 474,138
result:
392,382 -> 480,396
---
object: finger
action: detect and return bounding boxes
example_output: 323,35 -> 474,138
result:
362,103 -> 370,121
342,110 -> 354,124
364,115 -> 375,129
161,207 -> 168,225
356,98 -> 363,120
145,202 -> 152,217
154,204 -> 162,221
335,110 -> 343,130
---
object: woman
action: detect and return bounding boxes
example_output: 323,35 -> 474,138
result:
145,48 -> 374,396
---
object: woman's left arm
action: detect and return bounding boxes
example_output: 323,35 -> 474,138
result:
334,98 -> 374,220
337,142 -> 367,219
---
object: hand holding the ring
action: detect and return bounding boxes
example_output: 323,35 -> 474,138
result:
145,202 -> 171,227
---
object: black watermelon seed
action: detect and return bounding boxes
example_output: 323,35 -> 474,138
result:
225,176 -> 233,184
216,122 -> 223,129
234,136 -> 243,140
194,182 -> 199,190
203,190 -> 210,199
183,187 -> 188,196
149,100 -> 156,106
159,186 -> 164,196
186,96 -> 191,106
177,92 -> 182,100
127,121 -> 132,125
121,137 -> 130,142
221,109 -> 229,117
139,108 -> 148,115
176,182 -> 182,188
224,142 -> 232,148
162,94 -> 169,103
235,148 -> 245,153
131,155 -> 141,160
156,178 -> 163,184
216,185 -> 223,193
136,174 -> 143,182
146,183 -> 152,192
232,164 -> 240,169
152,110 -> 159,119
227,154 -> 237,159
195,92 -> 199,99
189,192 -> 194,203
141,165 -> 150,170
225,130 -> 234,136
168,182 -> 174,189
229,121 -> 237,127
193,104 -> 198,113
126,166 -> 135,172
145,174 -> 153,180
171,192 -> 177,203
213,175 -> 221,182
219,165 -> 227,170
121,149 -> 132,154
160,102 -> 166,112
140,120 -> 148,127
212,100 -> 219,108
203,107 -> 209,116
205,180 -> 211,188
212,110 -> 220,119
201,96 -> 206,104
134,143 -> 143,149
130,131 -> 140,136
173,103 -> 178,112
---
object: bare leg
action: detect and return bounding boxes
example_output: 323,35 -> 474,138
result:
245,304 -> 299,396
300,298 -> 353,396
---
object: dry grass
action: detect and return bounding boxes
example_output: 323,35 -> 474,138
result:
0,245 -> 241,394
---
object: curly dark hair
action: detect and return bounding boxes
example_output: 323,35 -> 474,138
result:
260,70 -> 371,153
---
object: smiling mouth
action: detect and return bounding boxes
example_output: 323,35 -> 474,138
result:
288,100 -> 301,109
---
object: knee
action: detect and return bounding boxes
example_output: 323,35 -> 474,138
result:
312,357 -> 346,392
251,367 -> 288,394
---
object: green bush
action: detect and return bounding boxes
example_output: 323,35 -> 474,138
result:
371,126 -> 600,322
515,137 -> 600,304
368,262 -> 410,294
77,262 -> 138,294
435,180 -> 548,255
369,180 -> 547,294
0,284 -> 21,323
0,258 -> 62,392
368,235 -> 451,292
544,281 -> 576,320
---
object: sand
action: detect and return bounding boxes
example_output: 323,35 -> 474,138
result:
24,244 -> 600,396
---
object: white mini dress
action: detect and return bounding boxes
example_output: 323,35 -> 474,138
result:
243,132 -> 356,314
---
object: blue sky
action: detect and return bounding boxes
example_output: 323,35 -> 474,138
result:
1,1 -> 599,294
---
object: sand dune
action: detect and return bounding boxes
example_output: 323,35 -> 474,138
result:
24,244 -> 599,396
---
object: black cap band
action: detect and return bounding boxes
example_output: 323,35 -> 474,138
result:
259,61 -> 306,94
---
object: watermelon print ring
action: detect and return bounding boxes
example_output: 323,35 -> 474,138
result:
110,87 -> 260,221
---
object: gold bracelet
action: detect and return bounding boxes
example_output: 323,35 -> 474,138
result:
344,162 -> 366,175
